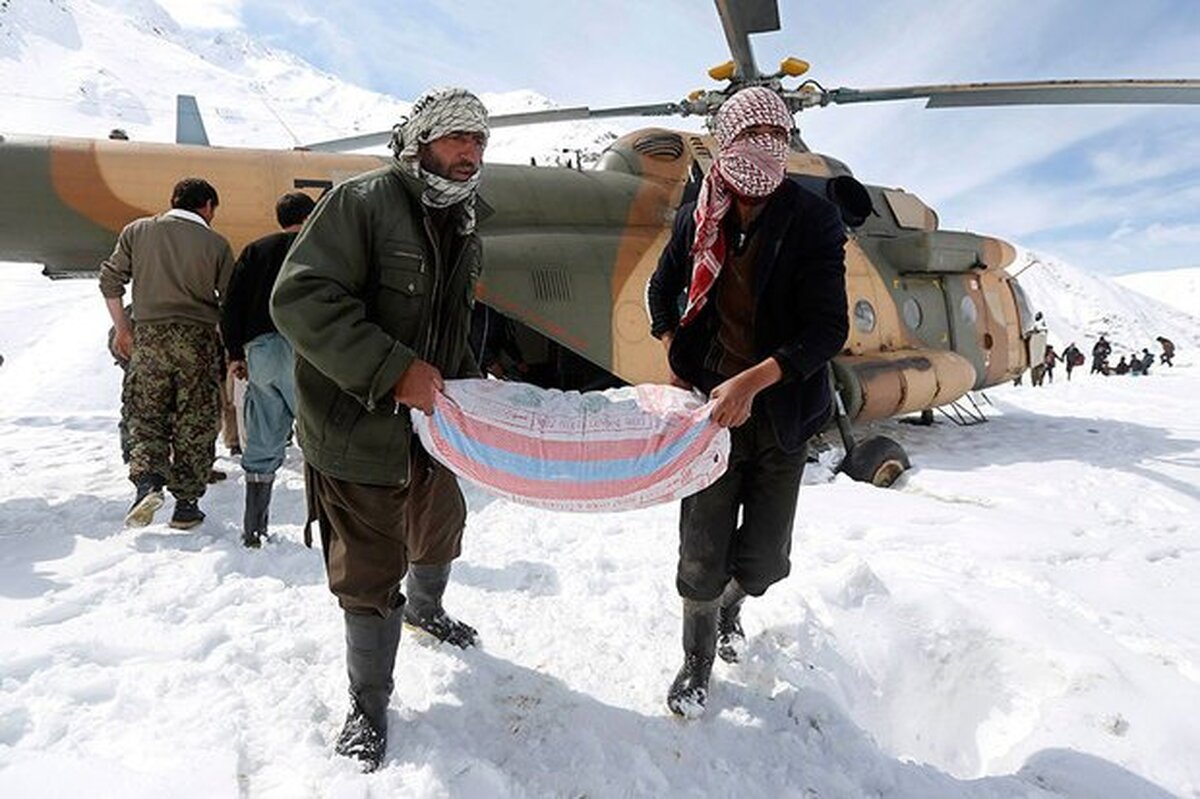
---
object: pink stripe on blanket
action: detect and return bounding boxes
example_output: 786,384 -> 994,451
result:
433,391 -> 704,462
426,411 -> 724,503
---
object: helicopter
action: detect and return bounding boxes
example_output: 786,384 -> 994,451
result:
2,0 -> 1198,486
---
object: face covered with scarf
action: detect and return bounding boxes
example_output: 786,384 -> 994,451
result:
712,87 -> 792,201
390,87 -> 490,232
678,87 -> 794,326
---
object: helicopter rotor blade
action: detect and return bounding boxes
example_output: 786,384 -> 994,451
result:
303,130 -> 393,152
819,79 -> 1200,109
714,0 -> 779,81
488,102 -> 685,127
302,102 -> 688,152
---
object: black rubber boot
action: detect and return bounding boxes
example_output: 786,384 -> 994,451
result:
334,606 -> 404,772
168,498 -> 205,530
402,563 -> 478,648
667,597 -> 720,719
717,580 -> 748,664
242,474 -> 274,548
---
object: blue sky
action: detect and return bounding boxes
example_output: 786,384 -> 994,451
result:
156,0 -> 1200,275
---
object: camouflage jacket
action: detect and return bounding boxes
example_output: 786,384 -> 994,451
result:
271,164 -> 486,486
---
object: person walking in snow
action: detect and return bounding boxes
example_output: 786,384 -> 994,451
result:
1062,342 -> 1084,381
220,191 -> 315,548
1157,336 -> 1176,367
1091,335 -> 1112,375
1042,344 -> 1062,384
1030,361 -> 1047,387
99,177 -> 234,530
1139,348 -> 1155,375
646,87 -> 848,719
272,87 -> 489,772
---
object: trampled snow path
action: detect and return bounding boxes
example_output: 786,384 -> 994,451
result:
1,265 -> 1198,798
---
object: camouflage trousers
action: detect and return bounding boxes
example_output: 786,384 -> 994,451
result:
124,322 -> 222,500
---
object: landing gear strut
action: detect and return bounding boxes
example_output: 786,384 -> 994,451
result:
830,375 -> 910,487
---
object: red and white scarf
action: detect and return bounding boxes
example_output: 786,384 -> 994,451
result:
680,87 -> 792,327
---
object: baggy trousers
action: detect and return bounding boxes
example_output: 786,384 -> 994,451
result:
124,322 -> 222,501
241,333 -> 296,476
676,411 -> 807,601
306,445 -> 466,616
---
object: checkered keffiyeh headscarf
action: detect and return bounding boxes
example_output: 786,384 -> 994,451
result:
679,87 -> 792,327
391,87 -> 490,232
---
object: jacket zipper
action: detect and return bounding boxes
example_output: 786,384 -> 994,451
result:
421,215 -> 442,361
421,213 -> 471,367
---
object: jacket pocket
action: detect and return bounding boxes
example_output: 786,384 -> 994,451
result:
376,249 -> 427,345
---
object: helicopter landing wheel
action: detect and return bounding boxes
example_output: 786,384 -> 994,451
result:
839,435 -> 910,487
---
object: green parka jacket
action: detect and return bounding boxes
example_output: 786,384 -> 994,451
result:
271,164 -> 486,486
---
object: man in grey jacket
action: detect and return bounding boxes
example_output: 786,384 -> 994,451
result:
272,87 -> 489,772
100,177 -> 234,529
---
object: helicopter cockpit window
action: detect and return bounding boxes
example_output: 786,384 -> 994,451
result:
853,299 -> 877,333
903,297 -> 922,329
959,295 -> 978,325
882,189 -> 937,231
1009,279 -> 1037,333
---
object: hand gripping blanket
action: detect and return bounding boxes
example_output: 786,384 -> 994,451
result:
411,379 -> 730,512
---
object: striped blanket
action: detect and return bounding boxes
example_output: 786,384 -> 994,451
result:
411,379 -> 730,512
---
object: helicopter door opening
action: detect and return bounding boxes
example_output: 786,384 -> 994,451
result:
938,274 -> 995,389
897,276 -> 951,351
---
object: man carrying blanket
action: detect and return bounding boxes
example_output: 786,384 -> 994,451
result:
272,86 -> 490,771
646,87 -> 849,718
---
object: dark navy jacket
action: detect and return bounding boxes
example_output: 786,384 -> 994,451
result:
646,178 -> 848,453
220,230 -> 298,361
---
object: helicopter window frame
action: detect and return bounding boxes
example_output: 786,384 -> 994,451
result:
853,299 -> 877,333
902,297 -> 923,330
959,295 -> 978,326
882,189 -> 937,231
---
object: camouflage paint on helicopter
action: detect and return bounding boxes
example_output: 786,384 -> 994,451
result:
0,129 -> 1032,424
0,134 -> 377,271
560,126 -> 1031,421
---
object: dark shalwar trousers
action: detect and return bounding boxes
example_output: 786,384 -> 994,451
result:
677,411 -> 807,601
306,446 -> 466,617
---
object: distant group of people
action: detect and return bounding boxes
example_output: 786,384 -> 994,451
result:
1090,334 -> 1176,376
1025,340 -> 1083,386
1021,333 -> 1177,387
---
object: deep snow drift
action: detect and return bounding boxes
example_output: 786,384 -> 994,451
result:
1,262 -> 1198,798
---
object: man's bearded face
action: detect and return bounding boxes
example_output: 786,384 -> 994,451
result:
419,131 -> 487,182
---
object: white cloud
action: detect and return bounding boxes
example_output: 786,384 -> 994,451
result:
1143,221 -> 1200,245
155,0 -> 242,30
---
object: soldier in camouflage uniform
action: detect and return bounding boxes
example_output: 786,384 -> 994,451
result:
100,177 -> 234,529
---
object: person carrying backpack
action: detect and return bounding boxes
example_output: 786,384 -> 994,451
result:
1063,342 -> 1084,380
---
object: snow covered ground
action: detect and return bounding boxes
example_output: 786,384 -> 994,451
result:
1,264 -> 1198,798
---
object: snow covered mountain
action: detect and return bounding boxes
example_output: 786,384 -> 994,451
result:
1114,267 -> 1200,319
0,0 -> 622,164
1010,249 -> 1200,356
